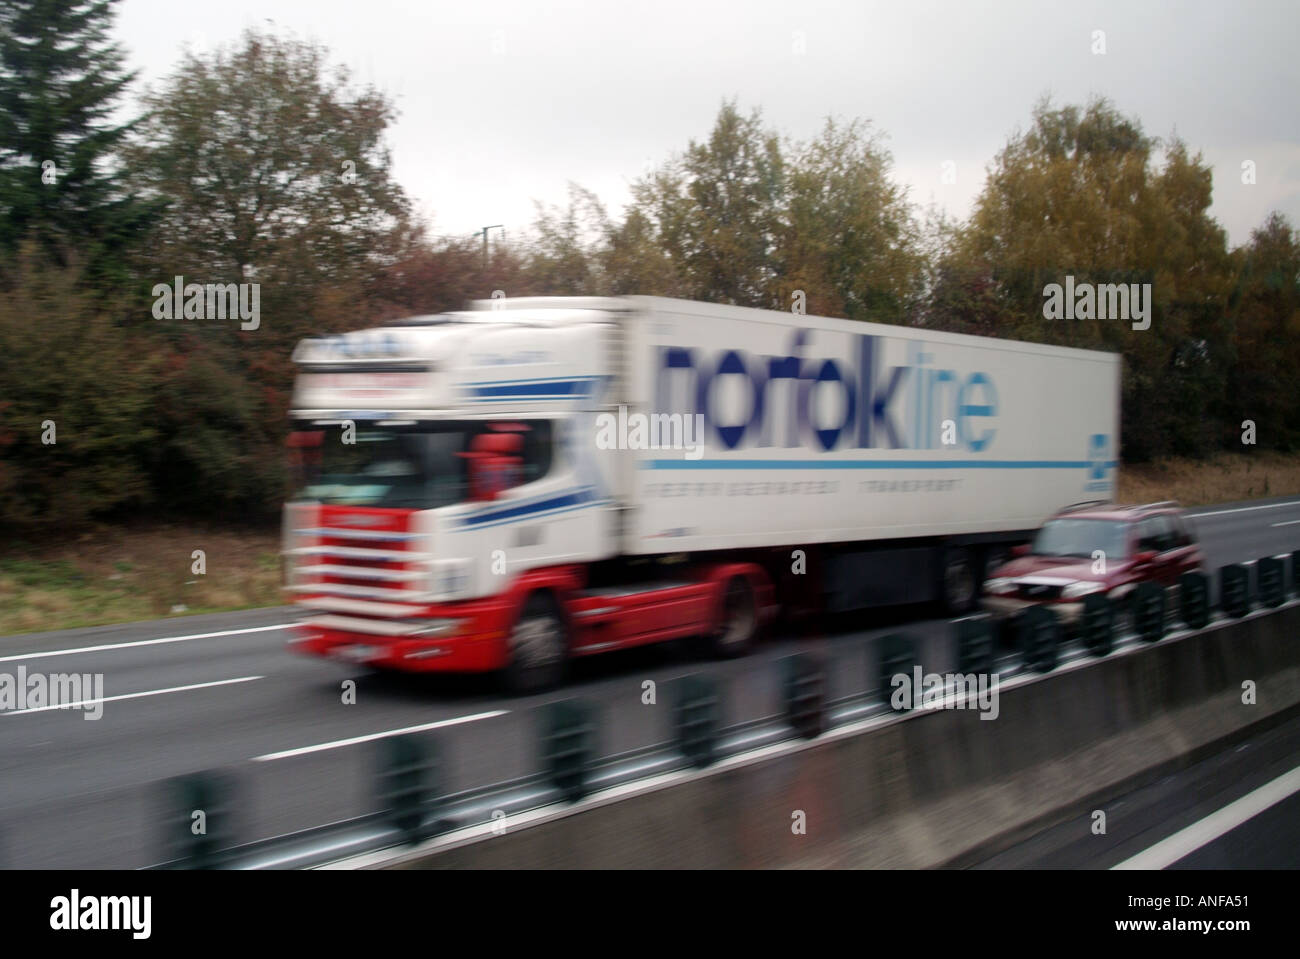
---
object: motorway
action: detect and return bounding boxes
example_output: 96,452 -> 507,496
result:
3,496 -> 1300,868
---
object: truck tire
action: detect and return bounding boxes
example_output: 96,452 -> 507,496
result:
983,545 -> 1011,576
941,547 -> 979,615
709,575 -> 759,658
502,593 -> 568,694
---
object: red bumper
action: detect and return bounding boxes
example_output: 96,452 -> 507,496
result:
288,597 -> 515,673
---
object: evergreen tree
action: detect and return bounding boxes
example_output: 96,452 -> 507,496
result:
0,0 -> 154,285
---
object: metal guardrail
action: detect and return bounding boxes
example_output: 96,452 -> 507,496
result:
132,553 -> 1300,869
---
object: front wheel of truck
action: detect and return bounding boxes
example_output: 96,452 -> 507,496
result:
501,593 -> 568,695
708,575 -> 759,658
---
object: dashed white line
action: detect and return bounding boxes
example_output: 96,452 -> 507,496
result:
0,624 -> 292,664
1270,519 -> 1300,528
252,711 -> 510,761
1111,765 -> 1300,870
2,675 -> 264,716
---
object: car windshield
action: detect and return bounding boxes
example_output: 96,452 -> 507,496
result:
288,420 -> 552,509
1031,518 -> 1129,559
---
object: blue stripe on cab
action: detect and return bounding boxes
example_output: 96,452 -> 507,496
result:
644,459 -> 1122,470
457,487 -> 599,528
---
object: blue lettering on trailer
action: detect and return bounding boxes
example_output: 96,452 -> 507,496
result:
656,333 -> 999,454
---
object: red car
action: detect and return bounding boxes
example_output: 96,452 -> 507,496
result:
981,501 -> 1206,627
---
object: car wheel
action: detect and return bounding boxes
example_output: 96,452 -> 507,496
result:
502,593 -> 568,694
709,575 -> 759,658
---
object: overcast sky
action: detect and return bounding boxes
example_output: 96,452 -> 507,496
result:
114,0 -> 1299,249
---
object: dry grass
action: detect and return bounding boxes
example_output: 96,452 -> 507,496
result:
0,524 -> 283,637
1118,450 -> 1300,507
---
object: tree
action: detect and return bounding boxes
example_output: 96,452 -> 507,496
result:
780,118 -> 922,322
1228,212 -> 1300,450
625,103 -> 922,319
525,183 -> 612,295
631,101 -> 785,307
122,28 -> 414,519
127,26 -> 410,344
0,245 -> 159,526
0,0 -> 155,287
944,96 -> 1236,459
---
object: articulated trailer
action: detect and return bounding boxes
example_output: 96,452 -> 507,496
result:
285,296 -> 1120,690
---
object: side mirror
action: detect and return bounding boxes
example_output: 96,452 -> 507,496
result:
1011,544 -> 1031,557
460,432 -> 525,503
1133,550 -> 1157,565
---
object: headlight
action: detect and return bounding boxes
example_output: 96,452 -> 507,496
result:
1062,581 -> 1106,599
984,578 -> 1016,595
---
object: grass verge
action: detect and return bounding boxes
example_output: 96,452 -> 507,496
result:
1118,450 -> 1300,506
0,524 -> 282,636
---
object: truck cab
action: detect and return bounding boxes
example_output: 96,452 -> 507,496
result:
284,300 -> 771,691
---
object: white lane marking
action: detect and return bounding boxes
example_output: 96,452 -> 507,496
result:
2,675 -> 264,716
1111,765 -> 1300,870
1270,519 -> 1300,528
252,711 -> 510,761
0,624 -> 292,664
1190,500 -> 1300,519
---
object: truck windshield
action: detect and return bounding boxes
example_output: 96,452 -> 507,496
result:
289,420 -> 552,509
1031,519 -> 1129,559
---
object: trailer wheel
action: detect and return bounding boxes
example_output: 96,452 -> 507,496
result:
984,545 -> 1011,575
709,576 -> 759,658
502,593 -> 568,694
942,548 -> 980,615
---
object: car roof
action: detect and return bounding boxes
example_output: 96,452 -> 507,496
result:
1050,501 -> 1185,522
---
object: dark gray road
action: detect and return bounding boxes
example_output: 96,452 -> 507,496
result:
970,710 -> 1300,868
2,496 -> 1298,868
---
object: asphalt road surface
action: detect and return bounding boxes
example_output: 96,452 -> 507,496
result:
970,709 -> 1300,868
2,496 -> 1299,868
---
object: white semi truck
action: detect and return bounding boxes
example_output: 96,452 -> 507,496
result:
284,296 -> 1120,690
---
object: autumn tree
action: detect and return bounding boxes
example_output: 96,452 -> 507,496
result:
124,28 -> 412,518
630,101 -> 785,307
942,96 -> 1236,459
780,118 -> 922,322
127,27 -> 409,340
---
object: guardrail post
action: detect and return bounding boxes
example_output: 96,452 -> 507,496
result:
672,674 -> 721,769
1179,570 -> 1210,630
378,733 -> 441,844
1017,606 -> 1060,672
956,618 -> 995,676
782,653 -> 825,738
1131,581 -> 1166,642
1220,564 -> 1250,619
879,633 -> 918,712
1079,593 -> 1114,656
1258,556 -> 1285,608
542,699 -> 595,802
164,771 -> 235,868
